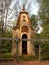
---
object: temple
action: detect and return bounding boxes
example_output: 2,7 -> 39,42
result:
11,5 -> 35,56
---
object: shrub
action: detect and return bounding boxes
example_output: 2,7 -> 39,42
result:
0,53 -> 12,58
18,55 -> 36,61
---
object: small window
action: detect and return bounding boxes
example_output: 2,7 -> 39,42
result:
21,26 -> 28,33
23,19 -> 26,21
23,15 -> 25,18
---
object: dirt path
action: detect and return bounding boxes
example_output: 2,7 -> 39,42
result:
0,61 -> 49,65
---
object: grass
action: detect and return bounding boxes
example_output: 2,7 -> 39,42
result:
0,53 -> 12,58
17,55 -> 36,61
0,53 -> 37,61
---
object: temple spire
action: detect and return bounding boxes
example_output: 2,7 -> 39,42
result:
23,4 -> 25,11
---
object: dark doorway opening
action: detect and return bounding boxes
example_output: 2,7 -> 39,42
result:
22,34 -> 27,55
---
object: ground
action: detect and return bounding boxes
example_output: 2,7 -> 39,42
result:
0,61 -> 49,65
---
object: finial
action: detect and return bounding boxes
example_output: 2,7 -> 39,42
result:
23,4 -> 25,11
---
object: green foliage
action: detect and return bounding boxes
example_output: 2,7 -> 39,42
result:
38,0 -> 49,25
30,15 -> 38,30
0,21 -> 2,37
18,56 -> 36,61
1,48 -> 9,53
30,5 -> 49,59
1,43 -> 12,53
0,29 -> 12,53
0,53 -> 12,58
40,0 -> 49,15
41,43 -> 49,60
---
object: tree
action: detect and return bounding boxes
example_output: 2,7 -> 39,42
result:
37,0 -> 49,38
30,15 -> 38,30
37,0 -> 49,60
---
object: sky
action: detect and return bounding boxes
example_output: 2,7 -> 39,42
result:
9,0 -> 39,21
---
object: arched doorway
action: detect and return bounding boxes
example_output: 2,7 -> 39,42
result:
22,34 -> 27,55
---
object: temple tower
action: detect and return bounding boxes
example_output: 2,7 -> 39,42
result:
11,5 -> 35,56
